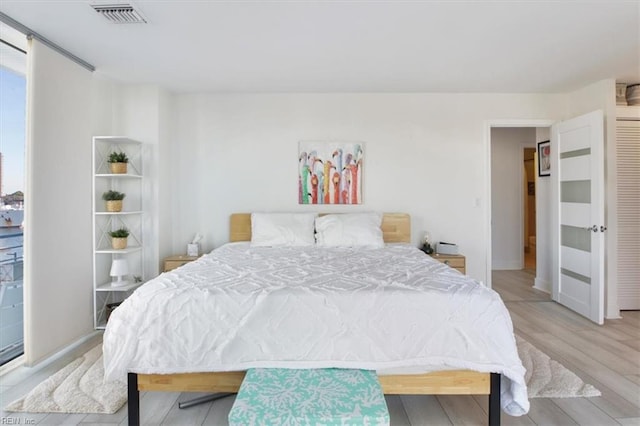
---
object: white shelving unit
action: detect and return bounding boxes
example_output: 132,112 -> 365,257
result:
92,136 -> 145,329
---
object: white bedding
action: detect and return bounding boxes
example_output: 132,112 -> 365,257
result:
103,243 -> 529,415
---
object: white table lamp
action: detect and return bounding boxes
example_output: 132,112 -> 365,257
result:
110,258 -> 129,287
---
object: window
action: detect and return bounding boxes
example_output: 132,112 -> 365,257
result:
0,22 -> 26,367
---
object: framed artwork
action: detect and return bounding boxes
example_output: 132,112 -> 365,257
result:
298,141 -> 364,204
537,140 -> 551,177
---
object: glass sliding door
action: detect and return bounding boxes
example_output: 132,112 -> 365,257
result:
0,23 -> 27,367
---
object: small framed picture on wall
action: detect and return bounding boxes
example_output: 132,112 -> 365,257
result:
537,140 -> 551,177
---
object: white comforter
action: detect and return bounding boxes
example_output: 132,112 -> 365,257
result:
103,243 -> 529,415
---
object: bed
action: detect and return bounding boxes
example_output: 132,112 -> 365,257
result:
103,213 -> 528,425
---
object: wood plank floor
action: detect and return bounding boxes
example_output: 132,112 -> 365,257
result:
0,268 -> 638,425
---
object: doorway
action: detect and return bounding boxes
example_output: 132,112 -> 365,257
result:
487,114 -> 607,323
486,120 -> 553,291
490,127 -> 537,271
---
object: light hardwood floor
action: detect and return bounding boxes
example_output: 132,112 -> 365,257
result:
1,269 -> 638,425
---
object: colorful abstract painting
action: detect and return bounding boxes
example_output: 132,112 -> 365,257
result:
298,141 -> 364,205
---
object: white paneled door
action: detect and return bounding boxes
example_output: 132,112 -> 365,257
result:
551,110 -> 605,325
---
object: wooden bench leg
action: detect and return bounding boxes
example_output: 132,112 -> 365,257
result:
489,373 -> 501,426
128,373 -> 140,426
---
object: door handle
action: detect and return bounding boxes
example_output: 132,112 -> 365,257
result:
585,225 -> 598,232
600,226 -> 607,232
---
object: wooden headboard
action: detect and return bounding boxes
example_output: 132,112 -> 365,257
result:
230,213 -> 411,243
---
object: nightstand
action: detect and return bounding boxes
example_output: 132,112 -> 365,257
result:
163,255 -> 199,272
429,253 -> 466,274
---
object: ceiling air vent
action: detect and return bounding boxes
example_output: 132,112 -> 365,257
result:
91,3 -> 147,24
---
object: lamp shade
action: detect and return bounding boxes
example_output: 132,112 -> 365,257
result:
110,258 -> 129,286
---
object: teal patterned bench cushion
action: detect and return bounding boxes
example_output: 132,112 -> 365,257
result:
228,368 -> 390,426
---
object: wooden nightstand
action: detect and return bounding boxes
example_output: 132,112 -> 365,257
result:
163,255 -> 199,272
429,253 -> 466,274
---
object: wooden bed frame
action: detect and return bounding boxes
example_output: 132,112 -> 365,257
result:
127,213 -> 501,425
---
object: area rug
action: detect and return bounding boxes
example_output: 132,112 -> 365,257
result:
5,337 -> 600,414
516,335 -> 601,398
5,344 -> 126,414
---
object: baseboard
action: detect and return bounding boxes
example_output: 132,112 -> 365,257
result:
23,331 -> 102,371
606,302 -> 622,320
0,354 -> 25,376
2,331 -> 101,377
533,278 -> 551,294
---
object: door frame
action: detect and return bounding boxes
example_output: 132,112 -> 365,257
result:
484,119 -> 555,289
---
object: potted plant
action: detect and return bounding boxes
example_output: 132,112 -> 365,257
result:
108,151 -> 129,174
109,227 -> 130,249
102,190 -> 126,212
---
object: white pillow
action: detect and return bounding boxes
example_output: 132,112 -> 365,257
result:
251,213 -> 316,247
315,213 -> 384,247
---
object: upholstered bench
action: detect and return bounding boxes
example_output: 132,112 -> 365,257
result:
228,368 -> 390,426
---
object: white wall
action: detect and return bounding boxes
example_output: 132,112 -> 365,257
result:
172,93 -> 566,283
111,85 -> 174,277
490,127 -> 536,270
158,90 -> 176,263
91,76 -> 118,135
24,39 -> 94,364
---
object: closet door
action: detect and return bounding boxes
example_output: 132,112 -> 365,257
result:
617,119 -> 640,310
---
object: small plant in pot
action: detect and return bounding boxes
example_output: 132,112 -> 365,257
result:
102,190 -> 126,212
109,227 -> 130,250
108,151 -> 129,174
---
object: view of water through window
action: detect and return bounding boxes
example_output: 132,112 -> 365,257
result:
1,57 -> 27,366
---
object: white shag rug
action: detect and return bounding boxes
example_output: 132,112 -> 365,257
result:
5,345 -> 126,414
516,335 -> 601,398
5,336 -> 600,414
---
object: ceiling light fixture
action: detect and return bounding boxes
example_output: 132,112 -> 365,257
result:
91,3 -> 147,24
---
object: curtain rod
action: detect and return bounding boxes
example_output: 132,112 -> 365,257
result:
0,38 -> 26,55
0,12 -> 95,72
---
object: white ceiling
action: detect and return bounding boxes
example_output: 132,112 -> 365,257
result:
0,0 -> 638,94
